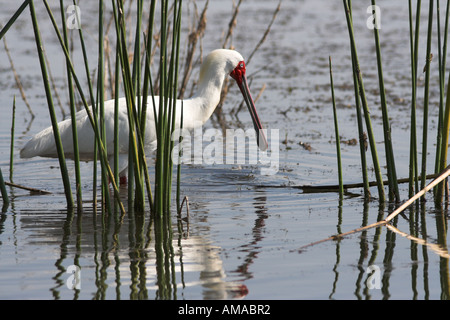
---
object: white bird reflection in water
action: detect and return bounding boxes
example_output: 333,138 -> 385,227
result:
44,210 -> 249,300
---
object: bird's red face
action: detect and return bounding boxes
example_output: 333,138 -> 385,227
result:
230,61 -> 246,86
230,61 -> 268,151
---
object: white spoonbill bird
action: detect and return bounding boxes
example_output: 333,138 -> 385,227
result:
20,49 -> 268,183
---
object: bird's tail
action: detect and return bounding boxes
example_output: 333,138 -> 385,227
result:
20,126 -> 57,159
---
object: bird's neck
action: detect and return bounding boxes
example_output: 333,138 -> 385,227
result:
185,64 -> 227,125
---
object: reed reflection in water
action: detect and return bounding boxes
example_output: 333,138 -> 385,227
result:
1,173 -> 450,299
35,204 -> 248,300
326,198 -> 450,300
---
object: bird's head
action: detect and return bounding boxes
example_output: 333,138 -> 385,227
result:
203,49 -> 268,151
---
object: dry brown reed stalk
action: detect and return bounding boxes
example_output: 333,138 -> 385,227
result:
5,181 -> 52,195
216,0 -> 281,120
222,0 -> 242,49
246,0 -> 281,65
2,34 -> 35,119
177,195 -> 190,237
43,49 -> 66,119
386,224 -> 450,259
298,173 -> 440,193
297,165 -> 450,252
178,195 -> 190,218
216,0 -> 242,112
178,0 -> 209,99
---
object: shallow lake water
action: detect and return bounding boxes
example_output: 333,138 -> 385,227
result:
1,0 -> 450,300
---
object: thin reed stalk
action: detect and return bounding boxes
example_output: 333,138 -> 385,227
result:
353,72 -> 370,199
165,0 -> 182,212
10,96 -> 15,183
97,0 -> 112,214
131,0 -> 145,208
434,0 -> 449,176
112,0 -> 146,211
420,0 -> 434,191
437,69 -> 450,202
371,0 -> 399,202
178,0 -> 209,99
139,0 -> 158,209
0,0 -> 30,41
4,181 -> 50,194
153,0 -> 183,217
60,0 -> 82,212
408,0 -> 421,197
2,34 -> 34,118
435,0 -> 450,203
0,168 -> 9,211
347,2 -> 370,199
29,0 -> 74,209
329,57 -> 343,197
343,0 -> 385,202
69,0 -> 99,210
176,102 -> 184,212
247,0 -> 281,65
154,0 -> 169,215
114,46 -> 120,195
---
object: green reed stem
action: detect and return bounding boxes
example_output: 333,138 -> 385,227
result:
371,0 -> 399,202
0,0 -> 30,41
70,0 -> 99,210
435,0 -> 450,202
437,71 -> 450,202
97,0 -> 112,214
113,0 -> 146,211
153,0 -> 183,216
169,0 -> 183,213
435,0 -> 444,176
434,0 -> 449,176
348,3 -> 370,199
165,0 -> 182,211
10,96 -> 15,183
154,0 -> 168,215
60,0 -> 83,212
343,0 -> 385,202
0,167 -> 8,212
43,0 -> 125,214
139,0 -> 158,210
30,0 -> 74,209
113,45 -> 121,216
420,0 -> 434,191
353,75 -> 370,199
114,46 -> 120,192
177,102 -> 184,212
132,0 -> 145,207
329,57 -> 344,198
110,0 -> 155,213
141,0 -> 157,135
408,0 -> 421,197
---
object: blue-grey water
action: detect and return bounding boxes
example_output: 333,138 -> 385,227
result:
0,0 -> 449,300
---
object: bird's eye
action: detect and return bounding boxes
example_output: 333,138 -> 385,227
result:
240,63 -> 244,68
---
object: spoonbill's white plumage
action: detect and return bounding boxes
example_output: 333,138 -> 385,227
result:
20,49 -> 268,182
